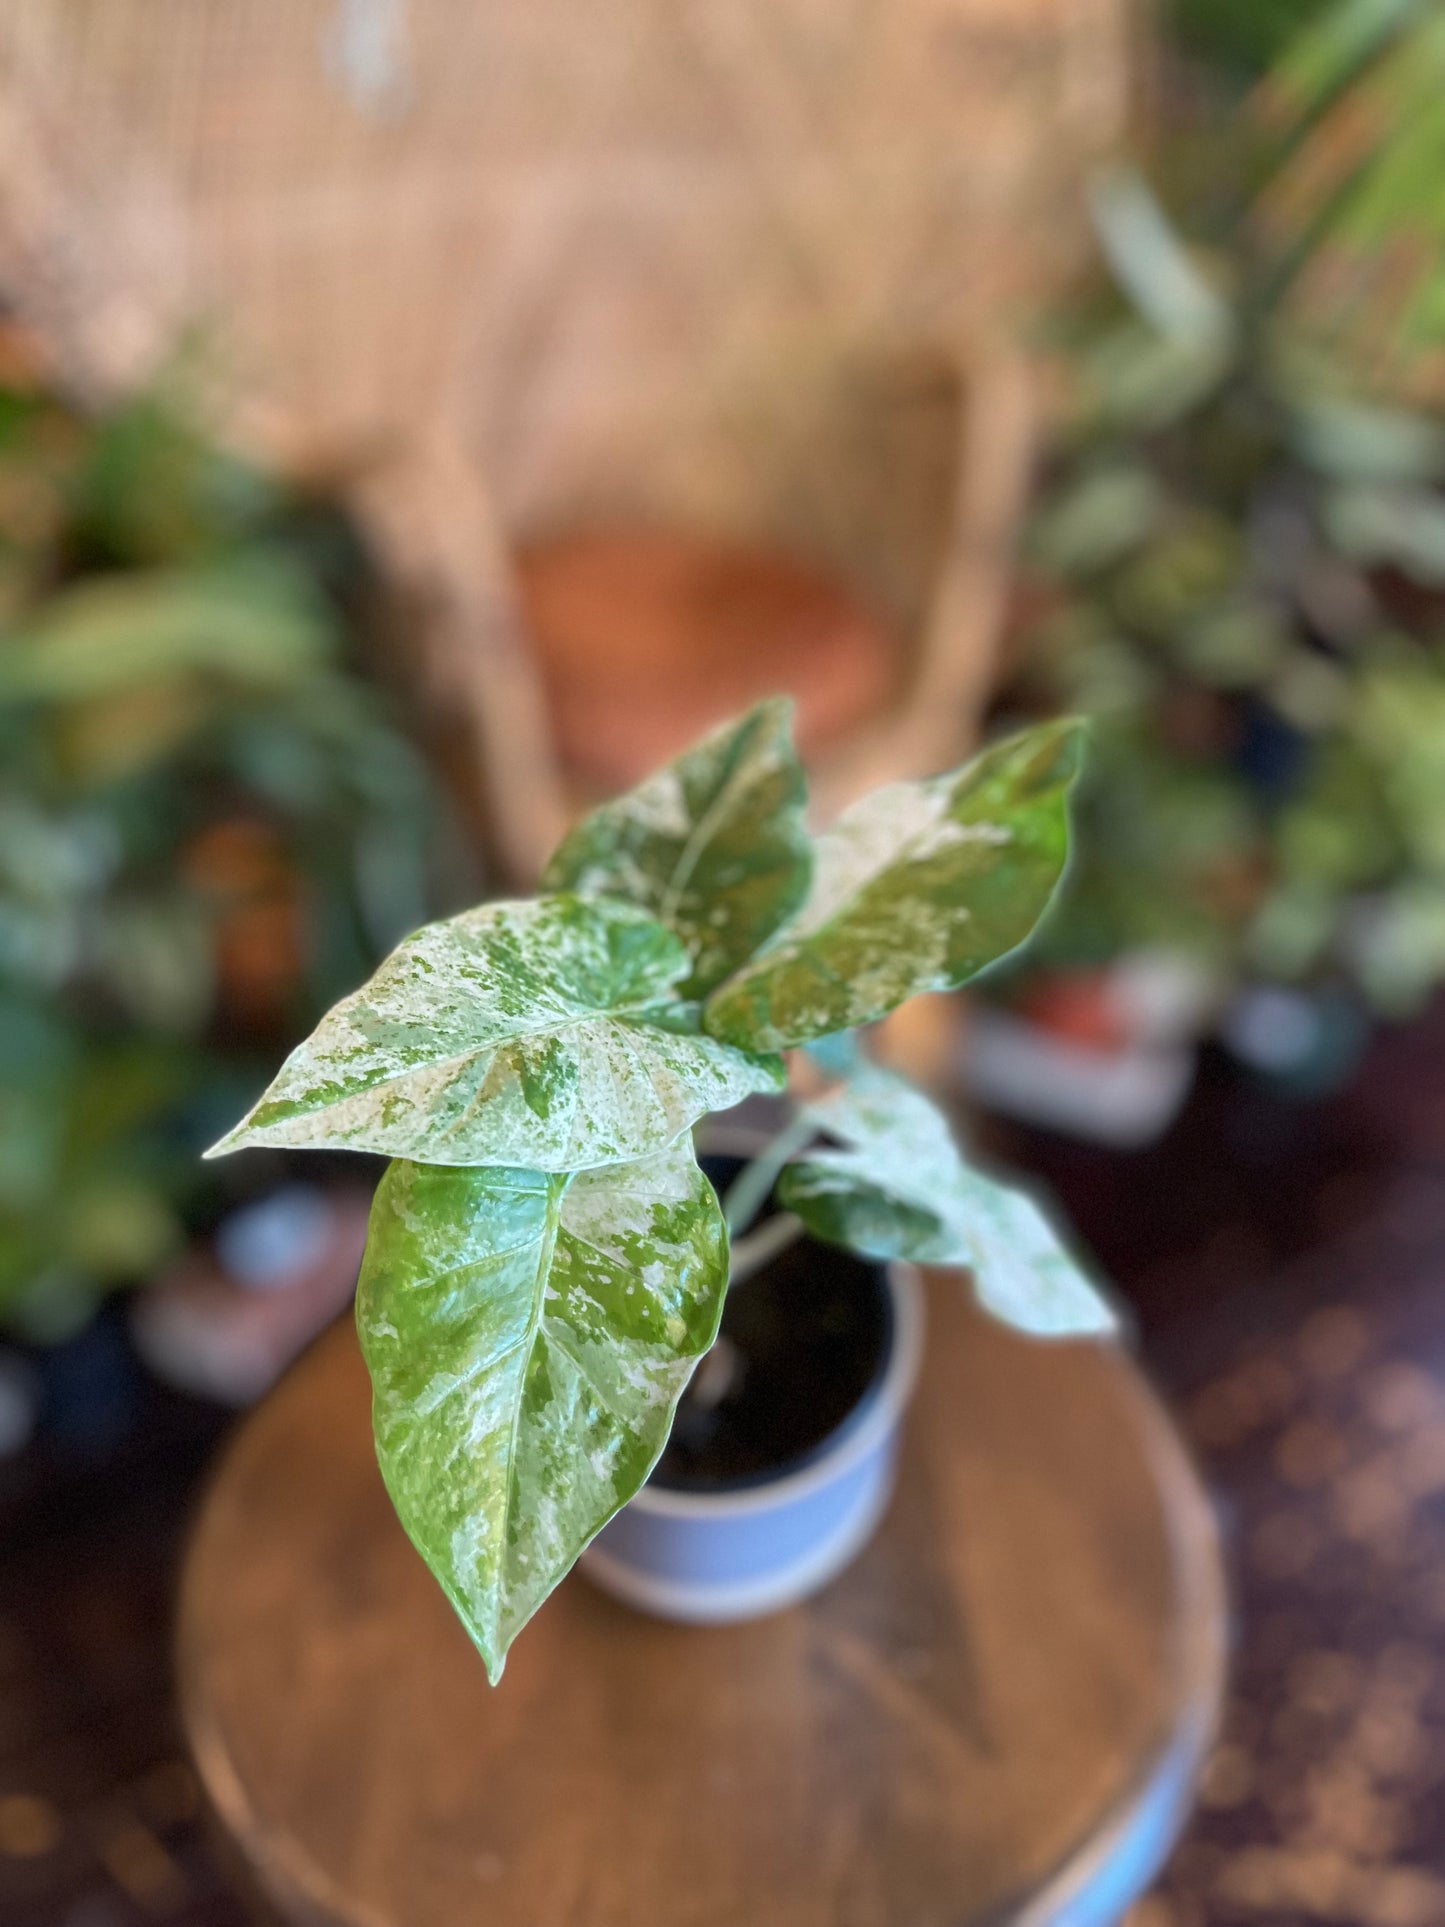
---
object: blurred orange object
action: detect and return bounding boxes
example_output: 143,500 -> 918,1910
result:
1016,970 -> 1133,1053
0,314 -> 52,390
182,819 -> 305,1031
518,528 -> 902,794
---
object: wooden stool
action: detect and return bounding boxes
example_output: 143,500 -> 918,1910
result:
178,1275 -> 1226,1927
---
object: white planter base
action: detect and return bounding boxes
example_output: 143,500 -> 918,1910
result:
581,1264 -> 923,1624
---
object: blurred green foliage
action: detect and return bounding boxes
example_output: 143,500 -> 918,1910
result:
1004,0 -> 1445,1023
1257,0 -> 1445,395
1168,0 -> 1330,82
0,335 -> 463,1334
1167,0 -> 1329,80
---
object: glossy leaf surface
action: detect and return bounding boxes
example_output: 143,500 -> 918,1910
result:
778,1063 -> 1116,1337
704,721 -> 1083,1051
207,894 -> 782,1171
356,1141 -> 728,1680
542,699 -> 812,997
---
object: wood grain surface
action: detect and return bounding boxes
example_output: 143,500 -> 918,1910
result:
177,1273 -> 1225,1927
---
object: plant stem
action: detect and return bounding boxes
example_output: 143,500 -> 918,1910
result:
721,1111 -> 816,1237
727,1211 -> 804,1288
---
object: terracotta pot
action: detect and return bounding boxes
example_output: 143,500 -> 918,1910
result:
517,525 -> 901,792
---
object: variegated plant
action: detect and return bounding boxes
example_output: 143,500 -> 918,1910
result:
209,699 -> 1115,1679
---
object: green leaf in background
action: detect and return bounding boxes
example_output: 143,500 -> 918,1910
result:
1172,0 -> 1330,79
1257,0 -> 1445,383
0,352 -> 464,1341
1324,483 -> 1445,583
207,894 -> 783,1171
778,1063 -> 1116,1337
98,894 -> 215,1036
1028,464 -> 1162,577
0,1027 -> 193,1319
1357,659 -> 1445,872
542,698 -> 813,998
1290,394 -> 1445,483
0,556 -> 332,705
1349,880 -> 1445,1014
67,368 -> 279,565
704,722 -> 1083,1053
1263,0 -> 1427,125
1088,166 -> 1236,355
356,1140 -> 728,1681
1174,600 -> 1292,688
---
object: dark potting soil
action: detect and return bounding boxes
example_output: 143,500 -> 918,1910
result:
653,1158 -> 892,1493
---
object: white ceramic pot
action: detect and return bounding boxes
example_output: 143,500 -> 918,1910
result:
581,1261 -> 924,1623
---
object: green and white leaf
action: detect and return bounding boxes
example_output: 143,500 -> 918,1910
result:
542,698 -> 813,997
206,894 -> 782,1171
356,1140 -> 728,1681
704,720 -> 1083,1052
777,1062 -> 1116,1337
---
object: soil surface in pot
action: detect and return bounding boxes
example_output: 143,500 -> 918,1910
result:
653,1159 -> 892,1492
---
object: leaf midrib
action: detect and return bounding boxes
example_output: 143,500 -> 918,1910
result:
657,734 -> 758,926
494,1170 -> 568,1630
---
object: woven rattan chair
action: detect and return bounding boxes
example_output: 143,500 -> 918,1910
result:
0,1 -> 1130,879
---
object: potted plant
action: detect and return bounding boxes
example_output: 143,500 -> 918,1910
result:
208,699 -> 1115,1681
0,336 -> 463,1456
978,0 -> 1445,1132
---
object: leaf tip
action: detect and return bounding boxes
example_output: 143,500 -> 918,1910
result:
1056,1283 -> 1124,1339
1027,713 -> 1089,790
756,690 -> 799,733
1059,711 -> 1089,765
200,1126 -> 245,1160
973,1256 -> 1124,1343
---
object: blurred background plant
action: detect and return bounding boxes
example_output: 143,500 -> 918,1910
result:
0,325 -> 465,1342
990,0 -> 1445,1077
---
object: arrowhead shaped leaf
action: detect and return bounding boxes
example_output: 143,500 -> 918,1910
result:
704,721 -> 1083,1051
206,894 -> 782,1171
541,699 -> 813,997
778,1062 -> 1116,1337
356,1140 -> 728,1680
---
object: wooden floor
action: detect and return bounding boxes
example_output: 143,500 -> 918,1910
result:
7,1007 -> 1445,1926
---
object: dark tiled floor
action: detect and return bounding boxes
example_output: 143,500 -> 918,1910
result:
8,1009 -> 1445,1924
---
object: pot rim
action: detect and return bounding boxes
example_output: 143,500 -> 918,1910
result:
626,1261 -> 924,1520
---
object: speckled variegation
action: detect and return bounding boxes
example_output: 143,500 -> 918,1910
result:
356,1141 -> 728,1680
704,721 -> 1083,1051
541,697 -> 812,997
202,707 -> 1106,1682
205,894 -> 783,1171
779,1061 -> 1116,1337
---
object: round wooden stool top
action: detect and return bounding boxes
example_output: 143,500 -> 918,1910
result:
178,1275 -> 1226,1927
